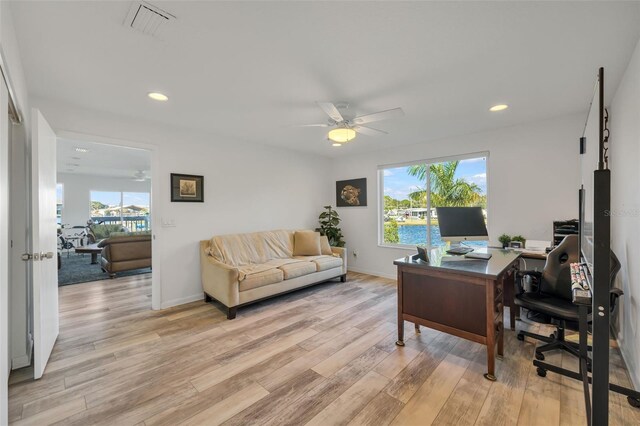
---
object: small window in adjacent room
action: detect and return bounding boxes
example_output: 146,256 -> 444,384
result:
380,154 -> 488,247
56,183 -> 64,225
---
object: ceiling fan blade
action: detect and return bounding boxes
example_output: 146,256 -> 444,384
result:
317,102 -> 344,122
353,125 -> 388,136
294,123 -> 330,128
352,107 -> 404,125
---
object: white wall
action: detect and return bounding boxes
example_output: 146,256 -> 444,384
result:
610,37 -> 640,390
33,98 -> 333,308
57,172 -> 151,227
329,114 -> 582,278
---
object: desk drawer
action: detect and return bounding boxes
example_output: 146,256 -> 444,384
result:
401,271 -> 487,337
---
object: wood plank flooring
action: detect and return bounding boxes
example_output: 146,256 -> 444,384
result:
8,272 -> 640,425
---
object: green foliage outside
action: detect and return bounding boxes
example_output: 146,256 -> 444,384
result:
316,206 -> 345,247
406,161 -> 485,208
91,201 -> 108,211
384,220 -> 399,244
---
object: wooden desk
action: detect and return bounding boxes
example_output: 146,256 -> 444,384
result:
394,248 -> 520,381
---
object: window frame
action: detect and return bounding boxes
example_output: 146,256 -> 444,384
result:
378,151 -> 490,249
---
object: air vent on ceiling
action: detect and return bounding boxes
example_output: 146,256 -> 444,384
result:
124,1 -> 175,37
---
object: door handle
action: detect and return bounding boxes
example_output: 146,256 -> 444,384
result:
41,252 -> 55,260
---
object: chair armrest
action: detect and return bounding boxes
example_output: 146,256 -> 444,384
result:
610,288 -> 624,314
331,246 -> 347,274
516,270 -> 543,294
200,251 -> 240,308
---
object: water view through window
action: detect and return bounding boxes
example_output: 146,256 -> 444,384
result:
381,155 -> 488,247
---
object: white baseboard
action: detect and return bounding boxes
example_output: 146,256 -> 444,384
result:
11,354 -> 29,370
160,293 -> 204,310
347,267 -> 396,280
11,334 -> 32,370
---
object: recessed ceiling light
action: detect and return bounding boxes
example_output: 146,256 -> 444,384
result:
148,92 -> 169,101
332,143 -> 342,147
74,147 -> 89,153
489,104 -> 509,112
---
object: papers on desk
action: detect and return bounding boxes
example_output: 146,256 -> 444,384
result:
525,240 -> 550,252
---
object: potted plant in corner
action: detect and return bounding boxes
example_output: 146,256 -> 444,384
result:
316,206 -> 345,247
498,234 -> 511,249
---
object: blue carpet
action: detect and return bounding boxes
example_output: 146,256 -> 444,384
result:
58,252 -> 150,286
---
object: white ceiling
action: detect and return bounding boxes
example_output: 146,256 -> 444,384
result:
11,1 -> 640,158
57,138 -> 151,179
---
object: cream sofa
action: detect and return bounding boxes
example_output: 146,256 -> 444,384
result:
200,230 -> 347,319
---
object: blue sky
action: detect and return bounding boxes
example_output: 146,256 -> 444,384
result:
383,157 -> 487,200
91,191 -> 150,207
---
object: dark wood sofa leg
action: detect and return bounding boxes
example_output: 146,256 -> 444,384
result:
204,293 -> 212,303
227,307 -> 237,320
340,274 -> 347,283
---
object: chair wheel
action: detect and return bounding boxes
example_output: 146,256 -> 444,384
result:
517,333 -> 525,341
535,352 -> 545,361
537,367 -> 547,377
628,396 -> 640,408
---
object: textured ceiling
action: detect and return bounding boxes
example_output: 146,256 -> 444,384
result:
11,1 -> 640,157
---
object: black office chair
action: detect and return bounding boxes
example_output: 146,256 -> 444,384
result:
514,234 -> 622,361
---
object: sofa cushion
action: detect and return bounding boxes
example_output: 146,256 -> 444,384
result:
294,255 -> 343,272
293,231 -> 321,256
312,256 -> 344,272
207,230 -> 293,266
319,236 -> 332,255
239,268 -> 284,292
279,262 -> 317,280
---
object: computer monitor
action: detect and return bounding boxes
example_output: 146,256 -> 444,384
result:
436,207 -> 488,243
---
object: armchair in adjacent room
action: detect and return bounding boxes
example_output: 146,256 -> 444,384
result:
514,234 -> 622,361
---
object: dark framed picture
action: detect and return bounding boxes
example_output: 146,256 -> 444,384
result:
171,173 -> 204,202
336,178 -> 367,207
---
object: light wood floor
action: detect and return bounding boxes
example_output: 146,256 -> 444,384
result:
8,272 -> 640,425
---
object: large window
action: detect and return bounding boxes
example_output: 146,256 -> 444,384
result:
380,153 -> 488,247
90,191 -> 150,231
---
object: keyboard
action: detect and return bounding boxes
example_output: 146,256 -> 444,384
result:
464,252 -> 492,260
446,246 -> 474,255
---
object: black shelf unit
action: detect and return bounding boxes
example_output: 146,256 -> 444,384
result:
553,219 -> 579,247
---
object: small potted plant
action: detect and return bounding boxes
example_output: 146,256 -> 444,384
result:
511,235 -> 526,248
316,206 -> 345,247
498,234 -> 511,249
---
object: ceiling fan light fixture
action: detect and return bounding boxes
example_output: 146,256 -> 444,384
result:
148,92 -> 169,101
489,104 -> 508,112
328,127 -> 356,143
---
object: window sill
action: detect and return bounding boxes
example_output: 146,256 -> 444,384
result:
377,243 -> 421,250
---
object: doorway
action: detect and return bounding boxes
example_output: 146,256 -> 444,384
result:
56,138 -> 153,288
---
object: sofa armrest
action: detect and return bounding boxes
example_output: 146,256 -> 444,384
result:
331,246 -> 347,274
200,245 -> 240,308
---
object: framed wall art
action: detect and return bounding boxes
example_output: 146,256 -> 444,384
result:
171,173 -> 204,202
336,178 -> 367,207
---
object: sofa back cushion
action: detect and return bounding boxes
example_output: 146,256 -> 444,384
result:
208,230 -> 294,266
319,235 -> 332,255
293,231 -> 321,256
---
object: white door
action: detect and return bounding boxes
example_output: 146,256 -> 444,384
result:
31,109 -> 59,379
1,72 -> 11,426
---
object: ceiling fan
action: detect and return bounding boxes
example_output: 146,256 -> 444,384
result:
132,170 -> 150,182
299,102 -> 404,145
